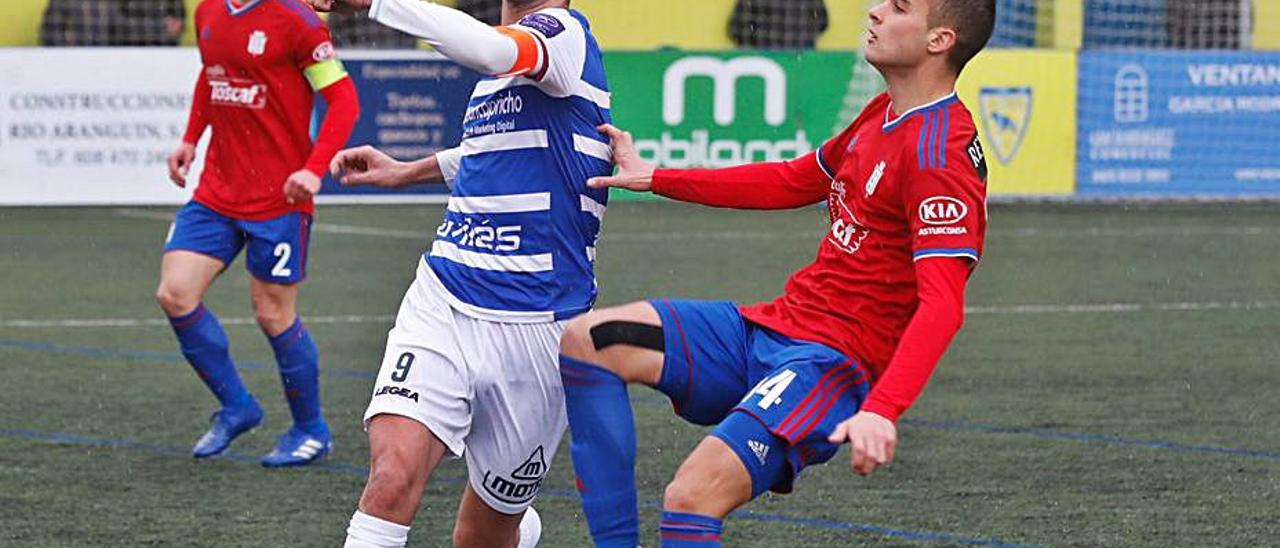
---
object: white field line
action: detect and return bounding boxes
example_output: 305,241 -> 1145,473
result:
0,315 -> 394,329
111,208 -> 426,239
964,300 -> 1280,315
4,301 -> 1278,329
110,208 -> 1279,242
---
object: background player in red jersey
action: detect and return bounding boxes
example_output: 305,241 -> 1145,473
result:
157,0 -> 359,467
559,0 -> 995,545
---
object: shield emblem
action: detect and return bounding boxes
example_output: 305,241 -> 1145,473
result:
978,87 -> 1032,165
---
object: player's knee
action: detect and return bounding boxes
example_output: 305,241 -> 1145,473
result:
250,297 -> 292,334
361,463 -> 418,515
155,283 -> 197,316
663,477 -> 704,513
452,518 -> 515,548
560,314 -> 600,362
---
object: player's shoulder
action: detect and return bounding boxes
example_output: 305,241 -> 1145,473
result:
898,94 -> 984,179
514,8 -> 587,40
195,0 -> 221,19
267,0 -> 328,30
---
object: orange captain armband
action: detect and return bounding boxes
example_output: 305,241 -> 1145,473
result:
495,26 -> 546,78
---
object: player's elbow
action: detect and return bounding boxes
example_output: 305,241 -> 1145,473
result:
935,307 -> 964,335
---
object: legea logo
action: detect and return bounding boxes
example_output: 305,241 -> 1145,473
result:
637,56 -> 810,168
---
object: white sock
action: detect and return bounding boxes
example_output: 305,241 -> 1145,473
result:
516,507 -> 542,548
344,510 -> 410,548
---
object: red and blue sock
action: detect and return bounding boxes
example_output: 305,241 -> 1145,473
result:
561,355 -> 639,548
268,317 -> 325,436
660,511 -> 723,547
169,303 -> 253,409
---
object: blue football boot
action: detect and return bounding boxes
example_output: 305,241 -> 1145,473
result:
261,424 -> 333,467
192,400 -> 264,458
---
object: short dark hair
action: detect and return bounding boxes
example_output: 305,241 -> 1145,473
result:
931,0 -> 996,74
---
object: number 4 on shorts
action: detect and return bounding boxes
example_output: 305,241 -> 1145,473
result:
751,369 -> 797,411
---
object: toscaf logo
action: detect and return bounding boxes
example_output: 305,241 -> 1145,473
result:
636,56 -> 811,168
919,196 -> 967,225
210,79 -> 268,109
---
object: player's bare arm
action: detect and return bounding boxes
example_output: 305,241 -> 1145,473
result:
283,170 -> 323,204
330,146 -> 449,188
167,143 -> 196,188
305,0 -> 369,15
588,124 -> 654,191
827,411 -> 898,476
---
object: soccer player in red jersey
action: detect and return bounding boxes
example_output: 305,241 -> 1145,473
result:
559,1 -> 995,545
156,0 -> 359,467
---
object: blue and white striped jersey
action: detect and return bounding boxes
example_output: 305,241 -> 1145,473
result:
427,8 -> 611,323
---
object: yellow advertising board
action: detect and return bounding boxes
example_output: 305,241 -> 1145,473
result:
1256,2 -> 1280,50
956,49 -> 1077,195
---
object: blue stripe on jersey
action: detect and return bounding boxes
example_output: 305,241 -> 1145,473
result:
884,93 -> 959,132
916,110 -> 930,170
227,0 -> 267,16
429,9 -> 612,319
276,0 -> 325,27
938,106 -> 950,169
914,247 -> 979,261
816,149 -> 835,180
929,109 -> 939,169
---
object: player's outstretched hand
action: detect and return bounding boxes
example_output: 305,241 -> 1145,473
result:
587,124 -> 656,192
304,0 -> 370,14
167,143 -> 196,188
283,169 -> 323,204
828,411 -> 898,477
330,145 -> 409,188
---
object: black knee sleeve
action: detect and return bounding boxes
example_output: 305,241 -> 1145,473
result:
589,321 -> 665,352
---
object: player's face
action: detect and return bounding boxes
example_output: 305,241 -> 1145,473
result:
864,0 -> 933,70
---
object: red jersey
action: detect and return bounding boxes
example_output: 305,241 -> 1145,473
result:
652,92 -> 989,420
186,0 -> 348,220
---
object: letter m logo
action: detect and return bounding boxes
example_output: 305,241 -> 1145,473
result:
663,56 -> 787,127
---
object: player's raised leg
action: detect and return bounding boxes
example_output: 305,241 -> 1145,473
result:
657,436 -> 754,547
158,204 -> 262,459
451,484 -> 538,548
559,301 -> 666,547
345,415 -> 449,548
347,266 -> 480,546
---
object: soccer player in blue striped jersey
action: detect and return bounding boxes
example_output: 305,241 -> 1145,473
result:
308,0 -> 610,546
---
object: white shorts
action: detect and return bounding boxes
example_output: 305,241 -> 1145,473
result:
364,259 -> 568,514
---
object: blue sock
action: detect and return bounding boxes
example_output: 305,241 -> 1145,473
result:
169,303 -> 253,409
268,317 -> 325,436
660,511 -> 723,547
561,355 -> 639,548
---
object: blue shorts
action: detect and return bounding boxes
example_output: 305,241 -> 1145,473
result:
650,299 -> 870,496
163,201 -> 312,284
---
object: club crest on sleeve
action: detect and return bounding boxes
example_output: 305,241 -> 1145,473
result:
517,13 -> 566,38
919,196 -> 967,226
311,41 -> 336,62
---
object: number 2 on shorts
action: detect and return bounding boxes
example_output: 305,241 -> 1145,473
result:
272,242 -> 293,277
